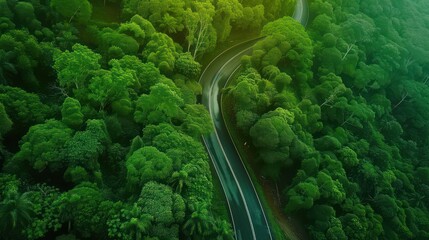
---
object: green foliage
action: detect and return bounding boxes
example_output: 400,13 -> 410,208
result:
181,104 -> 213,138
176,52 -> 201,79
134,83 -> 184,125
57,183 -> 113,238
107,203 -> 153,240
284,178 -> 320,213
0,30 -> 44,88
183,202 -> 215,239
53,43 -> 101,94
249,108 -> 296,178
0,103 -> 12,137
9,120 -> 73,174
50,0 -> 92,24
115,55 -> 163,95
0,191 -> 35,239
63,120 -> 109,184
137,181 -> 185,239
88,60 -> 132,110
126,147 -> 173,190
142,32 -> 179,75
99,28 -> 140,56
23,185 -> 62,240
61,97 -> 83,128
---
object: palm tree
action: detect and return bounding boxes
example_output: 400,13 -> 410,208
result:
124,205 -> 153,240
213,218 -> 234,240
0,191 -> 35,239
169,170 -> 189,193
183,203 -> 214,239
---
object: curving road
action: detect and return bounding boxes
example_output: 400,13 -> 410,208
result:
199,1 -> 308,239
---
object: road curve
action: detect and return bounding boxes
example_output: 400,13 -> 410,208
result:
199,1 -> 308,239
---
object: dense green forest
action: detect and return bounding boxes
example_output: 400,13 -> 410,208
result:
2,0 -> 429,239
0,0 -> 299,239
226,0 -> 429,239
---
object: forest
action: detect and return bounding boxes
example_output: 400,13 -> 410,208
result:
0,0 -> 296,239
0,0 -> 428,240
225,0 -> 429,239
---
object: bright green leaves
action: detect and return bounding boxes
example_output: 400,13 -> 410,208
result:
11,120 -> 73,173
99,28 -> 140,57
184,1 -> 217,58
213,0 -> 243,42
284,178 -> 320,213
115,55 -> 163,94
260,16 -> 313,70
250,108 -> 296,178
175,52 -> 201,79
143,33 -> 178,75
63,120 -> 109,185
134,83 -> 184,125
107,203 -> 153,240
126,147 -> 173,190
50,0 -> 92,24
336,147 -> 359,169
250,108 -> 295,149
23,185 -> 62,240
181,104 -> 213,138
88,60 -> 132,111
53,43 -> 101,93
137,181 -> 185,239
61,97 -> 83,128
316,171 -> 346,205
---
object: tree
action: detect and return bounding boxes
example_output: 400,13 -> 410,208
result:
23,185 -> 62,240
213,0 -> 243,42
183,202 -> 214,239
107,203 -> 153,240
169,170 -> 189,194
0,30 -> 43,88
53,43 -> 101,94
0,191 -> 35,239
98,28 -> 140,56
0,85 -> 51,128
63,120 -> 109,184
126,147 -> 173,190
284,178 -> 320,213
50,0 -> 92,24
138,182 -> 185,240
142,33 -> 179,75
181,104 -> 213,138
134,83 -> 184,125
249,108 -> 296,178
316,171 -> 346,205
212,218 -> 234,240
184,1 -> 216,58
88,60 -> 132,111
57,183 -> 113,238
336,146 -> 359,169
116,55 -> 163,95
14,2 -> 40,30
0,49 -> 17,85
9,120 -> 73,174
127,0 -> 186,34
61,97 -> 83,128
234,5 -> 265,31
337,13 -> 376,44
175,52 -> 201,79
